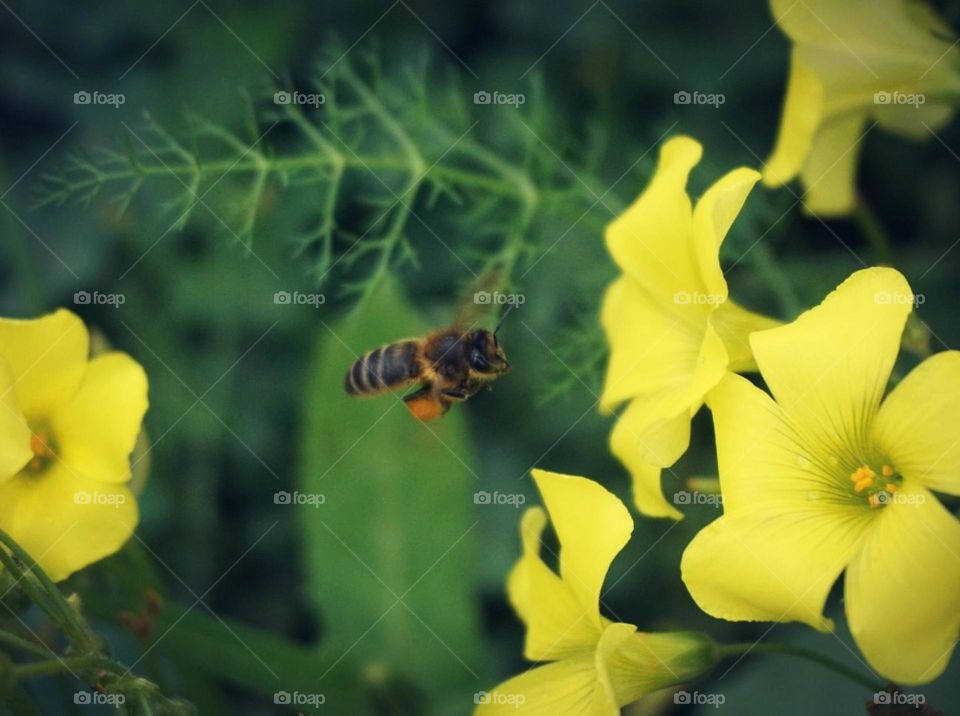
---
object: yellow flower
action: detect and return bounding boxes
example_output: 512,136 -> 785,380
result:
475,469 -> 715,714
601,136 -> 778,520
0,309 -> 146,582
681,267 -> 960,684
763,0 -> 960,216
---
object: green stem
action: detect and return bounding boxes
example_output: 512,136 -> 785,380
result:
12,655 -> 114,681
0,629 -> 53,659
717,641 -> 885,692
853,200 -> 896,266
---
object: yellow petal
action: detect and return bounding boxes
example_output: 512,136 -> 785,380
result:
0,461 -> 138,582
710,300 -> 781,373
0,309 -> 89,421
0,358 -> 31,480
764,50 -> 823,188
473,653 -> 616,716
508,507 -> 603,660
750,268 -> 912,459
844,481 -> 960,683
532,470 -> 633,627
691,167 -> 761,298
604,137 -> 704,302
681,510 -> 866,632
798,111 -> 869,217
601,623 -> 715,705
599,277 -> 711,411
686,373 -> 873,631
610,402 -> 687,520
873,350 -> 960,495
49,352 -> 148,483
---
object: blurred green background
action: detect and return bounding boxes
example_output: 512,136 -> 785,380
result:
1,0 -> 959,713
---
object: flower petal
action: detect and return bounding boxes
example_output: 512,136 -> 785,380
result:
601,623 -> 715,705
844,482 -> 960,683
49,352 -> 148,483
610,402 -> 687,520
764,50 -> 823,188
508,507 -> 603,660
686,373 -> 873,630
474,653 -> 615,716
681,510 -> 865,632
798,111 -> 869,217
0,309 -> 88,420
750,268 -> 912,460
604,136 -> 703,301
691,167 -> 761,298
710,299 -> 781,373
873,351 -> 960,495
0,461 -> 138,582
0,358 -> 31,480
532,470 -> 633,625
599,277 -> 710,411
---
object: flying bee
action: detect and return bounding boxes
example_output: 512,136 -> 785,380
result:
345,307 -> 512,421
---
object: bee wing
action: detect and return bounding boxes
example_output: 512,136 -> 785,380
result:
452,268 -> 506,329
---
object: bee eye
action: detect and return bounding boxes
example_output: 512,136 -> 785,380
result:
470,349 -> 490,371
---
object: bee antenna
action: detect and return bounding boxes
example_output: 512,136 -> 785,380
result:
494,305 -> 515,335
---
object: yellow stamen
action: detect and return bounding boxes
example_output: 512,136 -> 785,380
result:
26,432 -> 56,474
885,483 -> 898,493
854,477 -> 873,493
881,464 -> 894,477
868,494 -> 882,508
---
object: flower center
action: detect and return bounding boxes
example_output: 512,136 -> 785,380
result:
25,430 -> 58,475
849,463 -> 901,509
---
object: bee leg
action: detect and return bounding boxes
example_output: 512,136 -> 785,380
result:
440,388 -> 471,402
404,386 -> 449,421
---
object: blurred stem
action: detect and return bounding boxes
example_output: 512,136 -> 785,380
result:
0,630 -> 51,659
716,642 -> 885,691
854,200 -> 896,266
12,655 -> 115,681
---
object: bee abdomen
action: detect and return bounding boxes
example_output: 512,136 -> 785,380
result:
345,341 -> 419,396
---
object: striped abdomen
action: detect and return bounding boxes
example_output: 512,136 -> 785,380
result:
345,341 -> 420,396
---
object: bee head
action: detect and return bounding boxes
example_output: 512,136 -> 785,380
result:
467,329 -> 510,376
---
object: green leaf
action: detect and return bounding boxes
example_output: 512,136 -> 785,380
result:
298,277 -> 484,698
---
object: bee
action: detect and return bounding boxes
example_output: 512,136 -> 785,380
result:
345,307 -> 512,421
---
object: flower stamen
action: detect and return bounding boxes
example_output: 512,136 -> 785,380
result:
849,463 -> 901,509
26,431 -> 57,474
